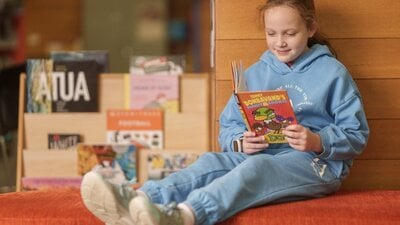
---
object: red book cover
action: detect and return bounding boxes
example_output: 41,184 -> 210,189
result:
236,90 -> 297,143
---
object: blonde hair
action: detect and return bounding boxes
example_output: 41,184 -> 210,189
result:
259,0 -> 336,56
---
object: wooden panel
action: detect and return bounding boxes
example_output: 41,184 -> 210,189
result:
215,39 -> 400,80
341,160 -> 400,190
356,79 -> 400,119
215,0 -> 400,40
25,0 -> 82,57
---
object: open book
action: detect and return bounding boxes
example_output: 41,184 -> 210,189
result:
231,60 -> 297,144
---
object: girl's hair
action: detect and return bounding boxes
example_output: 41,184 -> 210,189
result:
258,0 -> 336,56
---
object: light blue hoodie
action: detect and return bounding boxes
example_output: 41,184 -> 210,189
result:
219,44 -> 370,178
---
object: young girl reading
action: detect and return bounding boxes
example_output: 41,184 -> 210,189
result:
81,0 -> 369,224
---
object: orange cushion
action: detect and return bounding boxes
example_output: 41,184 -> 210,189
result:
218,190 -> 400,225
0,188 -> 399,225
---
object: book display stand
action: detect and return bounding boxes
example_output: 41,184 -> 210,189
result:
16,73 -> 210,191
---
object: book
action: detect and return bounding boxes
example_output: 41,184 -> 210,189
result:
50,50 -> 110,73
106,109 -> 164,149
52,60 -> 100,112
48,133 -> 81,150
146,151 -> 200,180
129,55 -> 185,76
127,75 -> 180,112
77,143 -> 138,183
231,60 -> 297,144
26,59 -> 101,113
26,59 -> 53,113
21,177 -> 82,191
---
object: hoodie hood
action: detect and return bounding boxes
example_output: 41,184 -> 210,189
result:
260,44 -> 334,75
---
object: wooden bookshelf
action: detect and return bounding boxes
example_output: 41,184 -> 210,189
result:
16,73 -> 210,191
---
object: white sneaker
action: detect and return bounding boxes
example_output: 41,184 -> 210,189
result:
129,195 -> 184,225
80,171 -> 137,225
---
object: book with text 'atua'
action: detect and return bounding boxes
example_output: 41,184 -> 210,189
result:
231,60 -> 297,144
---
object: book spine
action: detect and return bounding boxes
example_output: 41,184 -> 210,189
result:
234,93 -> 251,131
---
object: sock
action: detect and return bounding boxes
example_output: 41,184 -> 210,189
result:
178,203 -> 195,225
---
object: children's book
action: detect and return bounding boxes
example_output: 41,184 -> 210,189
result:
106,109 -> 164,150
77,143 -> 138,183
50,50 -> 110,73
26,59 -> 101,113
48,133 -> 81,150
26,59 -> 53,113
52,60 -> 100,112
129,55 -> 185,76
127,75 -> 180,112
231,60 -> 297,144
146,151 -> 200,180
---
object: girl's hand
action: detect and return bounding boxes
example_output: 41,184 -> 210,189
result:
242,131 -> 269,154
282,124 -> 323,153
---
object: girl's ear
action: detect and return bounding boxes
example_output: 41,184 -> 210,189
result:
308,21 -> 318,37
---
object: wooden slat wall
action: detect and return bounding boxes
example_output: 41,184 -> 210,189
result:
212,0 -> 400,189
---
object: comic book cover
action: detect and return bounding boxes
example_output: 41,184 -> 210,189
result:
106,109 -> 164,150
231,60 -> 297,144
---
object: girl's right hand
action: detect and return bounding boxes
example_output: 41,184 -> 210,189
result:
242,131 -> 269,154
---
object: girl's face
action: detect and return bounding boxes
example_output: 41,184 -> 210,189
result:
264,5 -> 316,63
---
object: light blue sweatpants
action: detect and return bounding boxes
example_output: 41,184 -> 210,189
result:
140,150 -> 342,225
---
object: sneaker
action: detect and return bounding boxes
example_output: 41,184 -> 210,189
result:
129,195 -> 184,225
80,171 -> 137,225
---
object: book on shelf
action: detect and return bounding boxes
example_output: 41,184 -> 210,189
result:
146,150 -> 200,180
21,177 -> 82,191
129,55 -> 185,76
48,133 -> 81,150
231,60 -> 297,144
50,50 -> 110,73
126,55 -> 184,113
77,143 -> 138,183
26,59 -> 101,113
106,109 -> 164,150
126,74 -> 180,112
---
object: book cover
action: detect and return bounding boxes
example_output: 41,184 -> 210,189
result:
106,109 -> 164,149
52,60 -> 100,112
21,177 -> 82,191
129,55 -> 185,76
50,50 -> 110,73
48,133 -> 81,150
77,143 -> 138,183
26,59 -> 53,113
127,75 -> 180,112
231,60 -> 297,144
146,151 -> 200,180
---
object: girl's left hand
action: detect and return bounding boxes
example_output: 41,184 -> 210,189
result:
282,124 -> 323,153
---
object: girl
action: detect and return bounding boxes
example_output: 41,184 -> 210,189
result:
81,0 -> 369,224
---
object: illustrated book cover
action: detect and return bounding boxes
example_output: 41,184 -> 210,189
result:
77,143 -> 138,183
146,151 -> 200,180
231,60 -> 297,144
127,75 -> 180,112
48,133 -> 81,150
26,59 -> 53,113
106,109 -> 164,150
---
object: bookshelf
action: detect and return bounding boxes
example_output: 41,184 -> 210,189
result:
16,73 -> 210,191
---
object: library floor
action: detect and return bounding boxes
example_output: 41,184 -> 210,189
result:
0,130 -> 17,193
